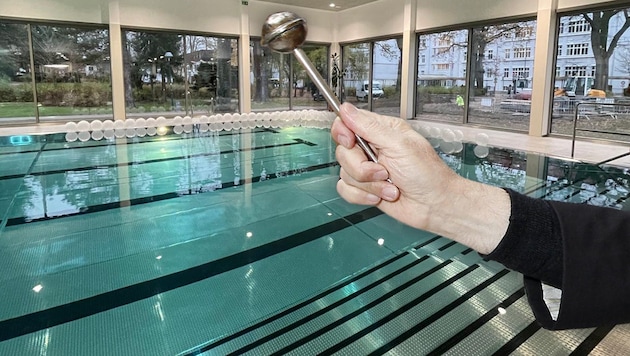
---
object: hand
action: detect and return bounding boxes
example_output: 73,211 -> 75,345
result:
332,103 -> 459,230
331,103 -> 511,254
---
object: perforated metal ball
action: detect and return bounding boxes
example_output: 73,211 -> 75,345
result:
261,11 -> 307,53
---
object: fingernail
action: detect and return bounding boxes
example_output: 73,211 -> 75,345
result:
382,186 -> 398,201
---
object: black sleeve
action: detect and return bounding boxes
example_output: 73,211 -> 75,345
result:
484,189 -> 630,330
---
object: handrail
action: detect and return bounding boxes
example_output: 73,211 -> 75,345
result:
570,99 -> 630,159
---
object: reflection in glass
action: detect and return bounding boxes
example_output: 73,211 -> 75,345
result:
124,30 -> 238,118
31,24 -> 112,121
342,43 -> 370,110
187,36 -> 239,115
250,40 -> 290,112
0,22 -> 36,124
467,21 -> 535,130
250,41 -> 328,112
124,30 -> 182,117
416,30 -> 467,123
291,44 -> 329,110
372,38 -> 402,117
551,9 -> 630,143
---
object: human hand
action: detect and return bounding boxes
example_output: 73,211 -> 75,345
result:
331,103 -> 460,231
331,103 -> 510,253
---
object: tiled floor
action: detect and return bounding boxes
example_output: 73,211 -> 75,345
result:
408,119 -> 630,167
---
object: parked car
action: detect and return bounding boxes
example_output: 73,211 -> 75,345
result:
356,81 -> 384,101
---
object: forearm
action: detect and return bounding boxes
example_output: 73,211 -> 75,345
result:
426,177 -> 511,255
485,190 -> 630,329
483,189 -> 563,288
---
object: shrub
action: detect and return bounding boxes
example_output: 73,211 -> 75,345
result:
383,86 -> 397,98
0,84 -> 16,101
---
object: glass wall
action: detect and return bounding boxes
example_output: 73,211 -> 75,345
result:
416,30 -> 468,123
250,40 -> 289,112
551,7 -> 630,143
250,40 -> 329,112
467,20 -> 536,130
292,44 -> 329,110
123,30 -> 238,117
415,20 -> 535,132
0,22 -> 111,124
342,42 -> 370,110
342,38 -> 402,115
32,24 -> 112,122
0,22 -> 35,124
372,38 -> 402,117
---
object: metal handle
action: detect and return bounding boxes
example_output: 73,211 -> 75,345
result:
293,48 -> 380,164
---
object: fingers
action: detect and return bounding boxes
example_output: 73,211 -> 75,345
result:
335,144 -> 389,181
337,170 -> 400,205
338,103 -> 400,148
331,117 -> 355,149
335,143 -> 400,202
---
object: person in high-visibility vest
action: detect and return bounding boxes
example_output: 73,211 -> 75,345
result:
456,94 -> 464,109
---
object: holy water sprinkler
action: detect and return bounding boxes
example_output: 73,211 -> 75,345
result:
261,11 -> 380,164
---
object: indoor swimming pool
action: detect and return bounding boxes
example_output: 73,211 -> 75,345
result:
1,114 -> 630,355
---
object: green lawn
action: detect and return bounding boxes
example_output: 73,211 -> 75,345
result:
0,102 -> 115,118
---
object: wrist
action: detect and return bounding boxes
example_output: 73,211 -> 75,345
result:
426,177 -> 511,254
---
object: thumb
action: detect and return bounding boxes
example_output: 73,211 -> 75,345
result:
339,103 -> 398,148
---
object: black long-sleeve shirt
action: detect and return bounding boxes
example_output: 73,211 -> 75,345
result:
484,189 -> 630,330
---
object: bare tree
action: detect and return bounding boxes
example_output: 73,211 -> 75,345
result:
582,10 -> 630,90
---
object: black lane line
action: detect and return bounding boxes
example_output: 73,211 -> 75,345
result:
569,325 -> 616,356
185,238 -> 452,355
0,207 -> 380,342
183,250 -> 413,355
427,288 -> 526,356
368,269 -> 512,356
5,161 -> 340,226
491,321 -> 541,356
438,240 -> 458,251
0,139 -> 311,181
412,235 -> 444,250
220,243 -> 463,356
263,264 -> 480,356
334,264 -> 509,355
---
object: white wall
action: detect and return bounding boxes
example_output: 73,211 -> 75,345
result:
116,0 -> 241,34
248,1 -> 337,43
415,0 -> 538,30
0,0 -> 105,24
335,0 -> 406,43
1,0 -> 621,43
558,0 -> 621,12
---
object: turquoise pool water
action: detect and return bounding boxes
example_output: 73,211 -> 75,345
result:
0,124 -> 629,355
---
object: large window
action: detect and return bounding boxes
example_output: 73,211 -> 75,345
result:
123,30 -> 238,117
551,8 -> 630,142
342,38 -> 401,115
32,25 -> 112,122
342,42 -> 370,109
0,22 -> 111,124
250,41 -> 328,112
466,20 -> 536,130
292,45 -> 329,110
415,30 -> 467,123
0,22 -> 35,124
372,38 -> 402,116
415,20 -> 536,130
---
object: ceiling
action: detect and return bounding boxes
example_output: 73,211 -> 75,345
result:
254,0 -> 380,12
